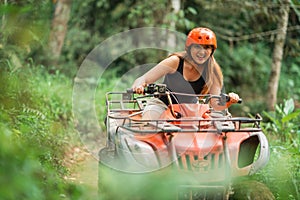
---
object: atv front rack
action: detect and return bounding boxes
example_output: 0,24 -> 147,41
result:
106,91 -> 262,134
109,114 -> 263,134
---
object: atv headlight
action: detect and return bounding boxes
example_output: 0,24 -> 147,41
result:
125,137 -> 160,171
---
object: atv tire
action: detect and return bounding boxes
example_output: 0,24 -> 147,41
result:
230,180 -> 275,200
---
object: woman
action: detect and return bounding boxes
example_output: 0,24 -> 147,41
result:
132,27 -> 240,119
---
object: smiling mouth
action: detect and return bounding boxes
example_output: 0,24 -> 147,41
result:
197,54 -> 206,59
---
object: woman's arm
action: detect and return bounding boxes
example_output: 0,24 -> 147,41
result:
132,55 -> 179,93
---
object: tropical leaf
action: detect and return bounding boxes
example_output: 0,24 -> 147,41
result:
282,109 -> 300,123
283,98 -> 295,115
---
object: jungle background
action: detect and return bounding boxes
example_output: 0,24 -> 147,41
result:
0,0 -> 299,199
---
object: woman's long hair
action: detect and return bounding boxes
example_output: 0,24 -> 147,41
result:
202,55 -> 223,94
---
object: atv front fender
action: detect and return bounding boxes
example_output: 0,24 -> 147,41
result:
227,131 -> 270,176
248,132 -> 270,175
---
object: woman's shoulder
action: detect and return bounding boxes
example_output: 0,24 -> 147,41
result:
157,54 -> 180,73
168,51 -> 186,59
166,54 -> 181,63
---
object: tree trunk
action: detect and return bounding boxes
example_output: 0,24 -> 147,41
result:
267,0 -> 290,111
170,0 -> 180,28
167,0 -> 181,48
48,0 -> 72,65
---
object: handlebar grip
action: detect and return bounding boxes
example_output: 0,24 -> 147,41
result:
225,94 -> 242,104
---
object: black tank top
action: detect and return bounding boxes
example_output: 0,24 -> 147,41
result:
159,57 -> 206,105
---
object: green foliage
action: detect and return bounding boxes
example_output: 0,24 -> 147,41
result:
0,126 -> 83,200
0,65 -> 85,199
255,99 -> 300,199
0,1 -> 51,68
254,144 -> 300,200
215,42 -> 272,116
217,42 -> 272,91
263,98 -> 300,145
278,57 -> 300,101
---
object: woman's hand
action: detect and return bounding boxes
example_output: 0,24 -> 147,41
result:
226,92 -> 240,107
132,77 -> 147,94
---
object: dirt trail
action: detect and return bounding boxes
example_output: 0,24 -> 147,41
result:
75,155 -> 98,198
64,146 -> 99,199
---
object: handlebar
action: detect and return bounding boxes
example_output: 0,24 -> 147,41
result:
128,83 -> 242,105
127,83 -> 241,119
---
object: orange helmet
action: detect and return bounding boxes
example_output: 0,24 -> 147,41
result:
185,27 -> 217,50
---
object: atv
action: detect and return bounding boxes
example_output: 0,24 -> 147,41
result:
98,83 -> 274,200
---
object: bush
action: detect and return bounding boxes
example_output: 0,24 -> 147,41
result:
256,99 -> 300,200
263,98 -> 300,145
0,123 -> 83,200
0,65 -> 84,199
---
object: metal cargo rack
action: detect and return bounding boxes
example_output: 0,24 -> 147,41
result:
106,92 -> 263,135
111,115 -> 263,134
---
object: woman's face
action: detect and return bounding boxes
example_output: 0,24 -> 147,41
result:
189,44 -> 213,65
